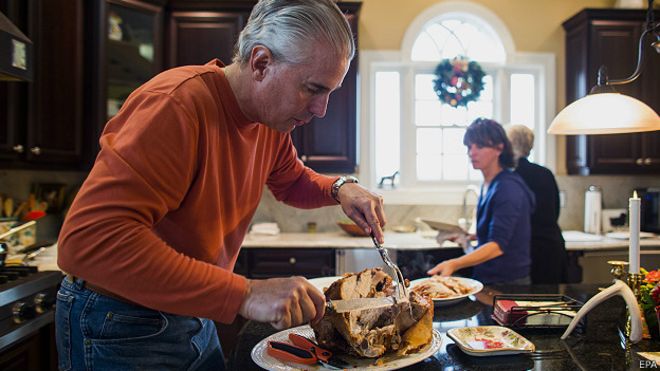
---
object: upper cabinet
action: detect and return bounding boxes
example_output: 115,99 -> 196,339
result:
166,1 -> 252,68
290,6 -> 359,174
167,1 -> 360,174
563,9 -> 660,175
85,0 -> 166,167
0,0 -> 84,169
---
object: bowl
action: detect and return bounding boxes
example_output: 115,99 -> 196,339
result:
337,222 -> 370,237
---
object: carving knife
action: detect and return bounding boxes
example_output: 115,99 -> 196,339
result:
326,296 -> 401,313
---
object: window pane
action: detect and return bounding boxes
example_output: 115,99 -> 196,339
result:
468,166 -> 483,181
375,71 -> 401,181
442,128 -> 467,154
417,154 -> 442,180
417,128 -> 442,155
466,100 -> 494,122
439,104 -> 468,126
415,74 -> 437,100
510,73 -> 535,127
443,154 -> 469,180
412,17 -> 506,63
411,32 -> 442,61
415,101 -> 442,126
481,75 -> 493,101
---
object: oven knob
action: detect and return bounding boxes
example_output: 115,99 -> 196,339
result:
12,302 -> 36,324
34,293 -> 55,314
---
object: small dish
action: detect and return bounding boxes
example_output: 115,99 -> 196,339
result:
447,326 -> 535,356
337,222 -> 370,237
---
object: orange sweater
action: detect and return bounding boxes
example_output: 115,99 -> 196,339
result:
58,60 -> 337,323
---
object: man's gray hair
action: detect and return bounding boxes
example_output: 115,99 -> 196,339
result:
506,124 -> 535,160
233,0 -> 355,65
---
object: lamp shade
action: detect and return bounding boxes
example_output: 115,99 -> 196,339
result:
548,93 -> 660,135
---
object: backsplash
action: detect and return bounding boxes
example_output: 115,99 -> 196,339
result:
556,174 -> 660,231
1,169 -> 659,237
253,174 -> 660,234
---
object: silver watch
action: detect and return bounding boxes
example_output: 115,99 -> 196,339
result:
331,175 -> 359,202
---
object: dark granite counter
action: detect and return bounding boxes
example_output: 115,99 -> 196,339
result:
228,284 -> 660,371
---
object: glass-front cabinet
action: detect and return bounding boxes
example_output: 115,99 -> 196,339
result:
85,0 -> 164,167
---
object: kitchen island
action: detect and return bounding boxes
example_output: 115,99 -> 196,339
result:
228,283 -> 658,370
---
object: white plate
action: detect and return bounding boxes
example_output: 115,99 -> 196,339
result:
446,326 -> 535,356
251,325 -> 442,371
410,276 -> 483,306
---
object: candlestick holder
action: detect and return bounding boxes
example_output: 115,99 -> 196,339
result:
627,273 -> 644,300
608,260 -> 629,281
626,272 -> 649,340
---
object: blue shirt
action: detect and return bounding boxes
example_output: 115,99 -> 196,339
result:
472,170 -> 535,284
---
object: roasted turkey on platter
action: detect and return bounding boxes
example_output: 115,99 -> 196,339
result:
311,268 -> 434,358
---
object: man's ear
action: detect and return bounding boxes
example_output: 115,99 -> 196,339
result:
249,45 -> 272,82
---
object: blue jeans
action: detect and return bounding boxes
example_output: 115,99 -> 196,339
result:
55,277 -> 225,371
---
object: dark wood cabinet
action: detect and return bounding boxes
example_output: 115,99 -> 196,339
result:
290,7 -> 359,174
236,248 -> 336,279
166,1 -> 360,174
84,0 -> 166,168
166,5 -> 251,68
563,9 -> 660,175
0,0 -> 83,169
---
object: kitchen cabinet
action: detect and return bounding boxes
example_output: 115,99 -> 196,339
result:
166,1 -> 361,174
236,248 -> 336,279
0,0 -> 84,169
563,9 -> 660,175
84,0 -> 166,168
166,2 -> 252,68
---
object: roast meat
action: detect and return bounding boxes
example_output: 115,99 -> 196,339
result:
311,268 -> 433,358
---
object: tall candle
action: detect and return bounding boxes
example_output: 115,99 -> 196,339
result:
629,191 -> 641,274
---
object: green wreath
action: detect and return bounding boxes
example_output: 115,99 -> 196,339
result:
433,57 -> 485,108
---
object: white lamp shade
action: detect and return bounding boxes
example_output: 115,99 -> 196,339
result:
548,93 -> 660,135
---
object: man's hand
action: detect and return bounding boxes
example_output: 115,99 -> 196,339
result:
337,183 -> 387,243
238,277 -> 325,330
427,259 -> 459,276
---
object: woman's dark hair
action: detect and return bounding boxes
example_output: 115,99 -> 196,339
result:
463,118 -> 515,168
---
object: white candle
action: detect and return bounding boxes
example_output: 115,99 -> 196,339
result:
629,191 -> 641,274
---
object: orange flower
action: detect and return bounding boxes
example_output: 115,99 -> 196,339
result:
645,270 -> 660,284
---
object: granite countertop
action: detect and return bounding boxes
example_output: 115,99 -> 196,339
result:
242,231 -> 660,252
229,283 -> 656,371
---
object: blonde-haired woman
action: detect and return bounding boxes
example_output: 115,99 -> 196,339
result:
507,125 -> 568,284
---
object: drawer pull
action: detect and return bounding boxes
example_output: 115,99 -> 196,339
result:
644,158 -> 652,165
636,158 -> 643,165
289,257 -> 296,265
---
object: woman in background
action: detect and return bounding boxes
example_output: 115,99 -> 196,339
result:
507,125 -> 567,284
428,118 -> 535,284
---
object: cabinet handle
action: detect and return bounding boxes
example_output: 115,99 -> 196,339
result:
30,147 -> 41,156
12,144 -> 24,153
645,158 -> 652,165
636,158 -> 643,165
289,257 -> 296,265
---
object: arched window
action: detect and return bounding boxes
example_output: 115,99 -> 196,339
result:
361,3 -> 555,204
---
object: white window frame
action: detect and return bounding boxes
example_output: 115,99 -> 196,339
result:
358,1 -> 555,205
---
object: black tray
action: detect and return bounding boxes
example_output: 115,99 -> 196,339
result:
492,294 -> 583,330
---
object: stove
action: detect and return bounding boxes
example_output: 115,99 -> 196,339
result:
0,266 -> 61,351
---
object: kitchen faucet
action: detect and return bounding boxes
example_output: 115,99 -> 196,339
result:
460,185 -> 480,234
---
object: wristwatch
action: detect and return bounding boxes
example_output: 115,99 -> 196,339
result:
331,175 -> 359,203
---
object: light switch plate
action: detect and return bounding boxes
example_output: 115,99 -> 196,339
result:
11,39 -> 27,70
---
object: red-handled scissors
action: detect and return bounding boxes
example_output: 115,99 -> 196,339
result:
267,333 -> 349,370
